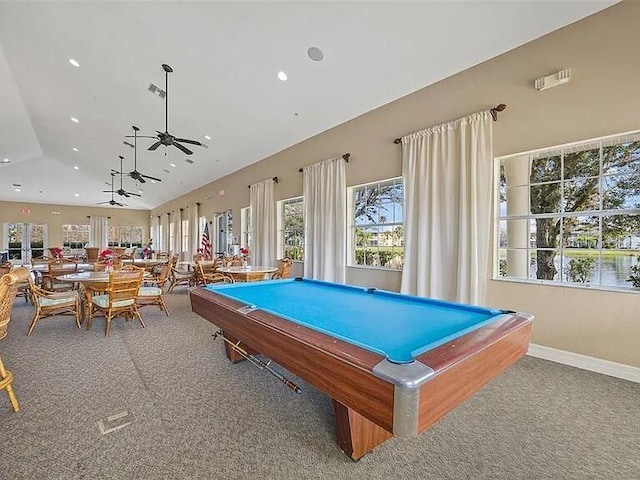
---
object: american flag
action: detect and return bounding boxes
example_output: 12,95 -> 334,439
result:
200,222 -> 212,259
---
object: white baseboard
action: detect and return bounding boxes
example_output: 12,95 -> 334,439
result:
527,343 -> 640,384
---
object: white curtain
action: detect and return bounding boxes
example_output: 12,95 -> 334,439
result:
151,216 -> 160,251
172,210 -> 183,259
303,156 -> 346,283
189,203 -> 200,261
400,110 -> 493,305
160,213 -> 170,253
89,216 -> 108,250
249,179 -> 276,266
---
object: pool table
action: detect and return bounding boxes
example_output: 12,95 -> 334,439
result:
190,278 -> 533,460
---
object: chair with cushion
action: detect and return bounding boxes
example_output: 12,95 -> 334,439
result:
27,272 -> 81,335
271,258 -> 293,280
0,267 -> 29,412
87,268 -> 144,337
43,259 -> 78,292
168,255 -> 195,292
137,263 -> 170,315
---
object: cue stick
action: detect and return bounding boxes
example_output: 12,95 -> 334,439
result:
213,331 -> 302,394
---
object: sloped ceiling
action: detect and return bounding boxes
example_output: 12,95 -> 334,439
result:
0,1 -> 616,209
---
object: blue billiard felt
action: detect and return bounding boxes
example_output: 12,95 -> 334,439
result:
205,279 -> 502,364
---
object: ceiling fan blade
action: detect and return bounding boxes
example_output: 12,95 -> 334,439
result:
125,135 -> 157,139
96,201 -> 111,205
131,174 -> 146,183
126,192 -> 142,197
148,141 -> 162,151
140,173 -> 162,182
175,138 -> 202,146
174,142 -> 193,155
102,190 -> 115,193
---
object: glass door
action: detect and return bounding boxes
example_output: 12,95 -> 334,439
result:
2,222 -> 47,264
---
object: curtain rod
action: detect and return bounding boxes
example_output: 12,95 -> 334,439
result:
298,153 -> 350,173
393,104 -> 506,144
248,177 -> 278,188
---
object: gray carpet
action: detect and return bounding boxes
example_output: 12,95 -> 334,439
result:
0,288 -> 638,479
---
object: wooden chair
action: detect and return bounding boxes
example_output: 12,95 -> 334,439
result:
84,247 -> 100,263
27,272 -> 81,335
271,258 -> 293,280
0,267 -> 29,412
137,263 -> 170,315
87,268 -> 144,337
195,262 -> 234,286
168,265 -> 195,292
0,262 -> 11,277
43,259 -> 78,292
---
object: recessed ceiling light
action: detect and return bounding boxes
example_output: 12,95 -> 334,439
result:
69,58 -> 80,67
70,117 -> 79,123
73,147 -> 79,152
14,188 -> 21,192
169,163 -> 176,168
204,135 -> 211,140
151,180 -> 156,184
138,189 -> 143,194
307,47 -> 324,62
74,193 -> 79,197
73,166 -> 79,170
277,71 -> 288,82
1,158 -> 10,163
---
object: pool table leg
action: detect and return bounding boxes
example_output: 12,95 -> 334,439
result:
221,331 -> 260,364
332,400 -> 392,461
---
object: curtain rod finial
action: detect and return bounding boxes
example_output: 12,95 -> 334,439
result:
490,103 -> 507,121
394,138 -> 402,144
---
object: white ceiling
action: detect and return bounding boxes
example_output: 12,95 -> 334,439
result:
0,1 -> 616,210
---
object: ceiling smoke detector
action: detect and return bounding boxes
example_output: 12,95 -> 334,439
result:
148,83 -> 166,99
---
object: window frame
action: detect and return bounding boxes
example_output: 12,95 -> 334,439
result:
347,176 -> 404,271
277,196 -> 304,262
495,129 -> 640,293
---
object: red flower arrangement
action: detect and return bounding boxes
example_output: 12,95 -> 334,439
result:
239,247 -> 249,257
142,247 -> 151,259
50,247 -> 63,259
99,249 -> 115,261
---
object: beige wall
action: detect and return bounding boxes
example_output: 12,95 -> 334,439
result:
152,2 -> 640,367
0,200 -> 150,248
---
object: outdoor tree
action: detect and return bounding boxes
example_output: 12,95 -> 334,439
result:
526,141 -> 640,280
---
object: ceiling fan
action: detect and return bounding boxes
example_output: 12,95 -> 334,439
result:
98,174 -> 127,207
143,63 -> 206,155
107,156 -> 141,198
122,126 -> 162,184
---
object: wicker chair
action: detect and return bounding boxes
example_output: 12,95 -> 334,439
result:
43,259 -> 78,292
195,262 -> 234,286
271,258 -> 293,280
27,272 -> 81,335
0,267 -> 31,412
137,263 -> 171,315
87,268 -> 145,337
84,247 -> 100,263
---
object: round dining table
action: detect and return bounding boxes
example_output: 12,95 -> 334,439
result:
216,265 -> 278,283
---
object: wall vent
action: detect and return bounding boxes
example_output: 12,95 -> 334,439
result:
534,69 -> 571,91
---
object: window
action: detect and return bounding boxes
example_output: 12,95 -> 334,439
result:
108,226 -> 143,247
240,207 -> 252,251
497,131 -> 640,290
62,224 -> 89,249
278,197 -> 304,261
349,178 -> 404,269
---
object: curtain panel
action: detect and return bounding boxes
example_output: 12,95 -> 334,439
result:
400,110 -> 493,305
172,210 -> 182,260
151,216 -> 160,252
189,203 -> 200,261
89,216 -> 108,250
160,213 -> 170,254
303,156 -> 346,283
249,179 -> 276,266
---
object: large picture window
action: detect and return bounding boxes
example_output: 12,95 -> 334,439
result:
108,226 -> 143,248
277,197 -> 304,261
497,131 -> 640,290
349,178 -> 404,269
62,224 -> 89,249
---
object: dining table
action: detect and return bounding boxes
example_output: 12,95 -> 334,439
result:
215,265 -> 278,283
